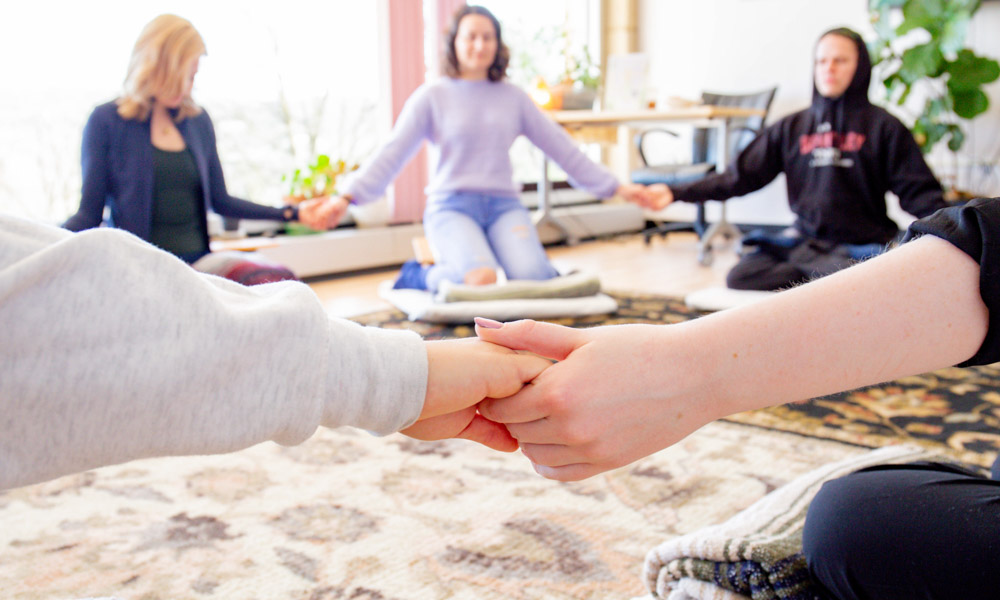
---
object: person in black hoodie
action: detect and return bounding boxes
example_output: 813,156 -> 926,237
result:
657,27 -> 948,291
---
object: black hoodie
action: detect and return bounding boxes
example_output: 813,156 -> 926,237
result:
672,28 -> 947,245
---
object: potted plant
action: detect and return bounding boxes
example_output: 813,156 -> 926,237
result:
281,154 -> 357,234
521,20 -> 601,111
559,44 -> 601,110
869,0 -> 999,195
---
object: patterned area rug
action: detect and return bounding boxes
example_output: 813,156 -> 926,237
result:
354,291 -> 1000,468
3,291 -> 996,599
0,422 -> 866,599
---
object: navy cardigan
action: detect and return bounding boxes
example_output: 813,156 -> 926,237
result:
63,101 -> 288,244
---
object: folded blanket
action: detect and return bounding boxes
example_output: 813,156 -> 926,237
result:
640,445 -> 939,600
435,271 -> 601,303
379,281 -> 618,324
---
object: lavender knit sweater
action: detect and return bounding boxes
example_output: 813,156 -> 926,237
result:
343,78 -> 620,205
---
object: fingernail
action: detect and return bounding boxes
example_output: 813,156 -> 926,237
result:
474,317 -> 503,329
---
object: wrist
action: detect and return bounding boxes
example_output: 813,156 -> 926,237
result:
422,341 -> 450,421
654,321 -> 737,421
282,204 -> 299,221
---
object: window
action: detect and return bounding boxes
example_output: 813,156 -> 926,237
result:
0,1 -> 382,223
476,0 -> 603,189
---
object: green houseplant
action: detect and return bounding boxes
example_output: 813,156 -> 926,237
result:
559,44 -> 601,110
869,0 -> 999,154
281,154 -> 357,234
283,154 -> 356,201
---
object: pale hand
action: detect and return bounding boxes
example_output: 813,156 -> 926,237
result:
616,183 -> 673,211
321,197 -> 351,229
644,183 -> 673,210
474,318 -> 723,481
400,338 -> 551,452
296,197 -> 331,230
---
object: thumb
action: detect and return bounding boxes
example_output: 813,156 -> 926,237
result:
474,318 -> 587,361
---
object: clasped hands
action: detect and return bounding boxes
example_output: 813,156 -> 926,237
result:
288,196 -> 351,231
616,183 -> 673,211
402,317 -> 720,482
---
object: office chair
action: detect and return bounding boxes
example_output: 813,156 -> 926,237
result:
631,87 -> 777,265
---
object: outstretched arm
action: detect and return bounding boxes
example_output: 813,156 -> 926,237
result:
63,107 -> 112,231
339,87 -> 433,206
0,217 -> 544,489
475,233 -> 988,481
884,118 -> 948,218
669,121 -> 786,204
519,97 -> 672,209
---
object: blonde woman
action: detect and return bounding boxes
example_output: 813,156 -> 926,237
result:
63,14 -> 336,284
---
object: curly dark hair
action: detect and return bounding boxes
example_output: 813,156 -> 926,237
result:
442,5 -> 510,82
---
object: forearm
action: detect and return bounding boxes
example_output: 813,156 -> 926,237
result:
342,137 -> 424,205
670,171 -> 740,203
672,127 -> 783,203
532,129 -> 619,199
523,106 -> 619,199
67,115 -> 111,231
343,95 -> 429,205
888,122 -> 948,219
210,192 -> 286,222
683,235 -> 988,416
474,224 -> 990,481
206,152 -> 286,221
0,219 -> 426,489
898,184 -> 948,219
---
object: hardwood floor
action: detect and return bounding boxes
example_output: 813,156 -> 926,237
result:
306,230 -> 740,318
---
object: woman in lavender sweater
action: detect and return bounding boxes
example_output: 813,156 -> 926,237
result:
328,5 -> 667,292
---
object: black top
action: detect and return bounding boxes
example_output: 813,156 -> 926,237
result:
904,197 -> 1000,366
673,29 -> 947,246
150,147 -> 209,261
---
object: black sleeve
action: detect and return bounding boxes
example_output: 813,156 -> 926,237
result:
884,118 -> 948,219
671,120 -> 785,203
903,197 -> 1000,366
63,108 -> 111,231
197,112 -> 288,222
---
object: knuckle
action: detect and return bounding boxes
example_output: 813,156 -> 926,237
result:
512,318 -> 538,336
477,398 -> 500,421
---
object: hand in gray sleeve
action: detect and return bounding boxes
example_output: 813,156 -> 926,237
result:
0,217 -> 426,489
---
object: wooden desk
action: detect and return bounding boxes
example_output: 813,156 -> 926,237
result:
551,105 -> 766,128
539,106 -> 766,251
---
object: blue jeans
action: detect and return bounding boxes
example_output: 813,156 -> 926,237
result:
422,193 -> 558,293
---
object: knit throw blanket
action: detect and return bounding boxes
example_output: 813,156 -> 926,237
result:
639,445 -> 939,600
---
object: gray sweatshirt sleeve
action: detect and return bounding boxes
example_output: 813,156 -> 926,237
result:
0,216 -> 427,490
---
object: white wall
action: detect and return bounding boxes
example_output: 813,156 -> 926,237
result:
637,0 -> 1000,228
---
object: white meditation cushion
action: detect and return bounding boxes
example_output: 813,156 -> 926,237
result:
684,286 -> 776,312
378,281 -> 618,324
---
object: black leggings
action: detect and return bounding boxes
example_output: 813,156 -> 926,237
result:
802,459 -> 1000,600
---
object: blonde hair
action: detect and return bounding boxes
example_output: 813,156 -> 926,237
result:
117,14 -> 206,122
